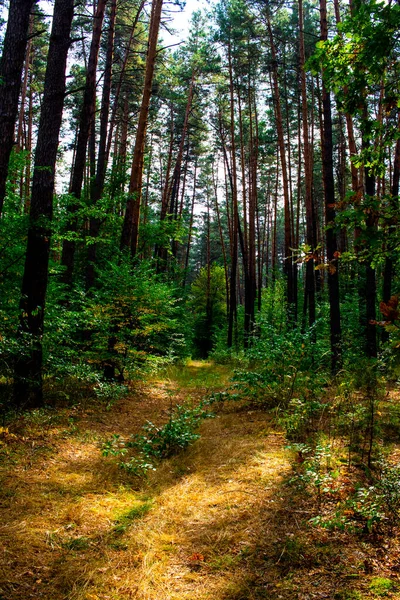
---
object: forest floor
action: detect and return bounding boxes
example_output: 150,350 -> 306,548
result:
1,361 -> 400,600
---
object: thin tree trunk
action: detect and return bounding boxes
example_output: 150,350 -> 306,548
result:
16,15 -> 33,152
227,42 -> 238,349
362,105 -> 377,358
120,0 -> 164,257
320,0 -> 341,372
61,0 -> 108,287
23,68 -> 34,213
299,0 -> 316,328
244,82 -> 257,346
86,0 -> 117,291
365,159 -> 377,358
266,13 -> 294,312
104,0 -> 146,168
212,160 -> 229,315
183,160 -> 198,286
168,76 -> 195,219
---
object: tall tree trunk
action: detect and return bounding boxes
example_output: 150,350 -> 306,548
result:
271,150 -> 279,279
13,0 -> 74,409
227,42 -> 239,349
23,66 -> 34,213
299,0 -> 316,328
168,76 -> 195,217
244,82 -> 257,346
0,0 -> 36,215
212,159 -> 230,315
120,0 -> 164,257
104,0 -> 146,168
183,159 -> 198,286
60,0 -> 108,287
16,15 -> 33,152
86,0 -> 117,291
320,0 -> 341,372
361,106 -> 378,359
265,13 -> 294,313
157,77 -> 195,266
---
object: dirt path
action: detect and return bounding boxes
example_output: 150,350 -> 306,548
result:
0,362 -> 397,599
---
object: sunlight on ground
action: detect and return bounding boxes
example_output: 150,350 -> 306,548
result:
0,361 -> 289,600
1,362 -> 397,599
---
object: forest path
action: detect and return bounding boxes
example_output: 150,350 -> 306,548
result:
0,362 -> 388,600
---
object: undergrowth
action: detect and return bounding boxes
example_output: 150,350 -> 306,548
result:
102,400 -> 215,476
223,286 -> 400,543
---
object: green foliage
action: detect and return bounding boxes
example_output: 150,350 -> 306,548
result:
102,400 -> 214,476
307,459 -> 400,536
189,265 -> 227,358
309,0 -> 400,116
289,440 -> 338,505
334,591 -> 362,600
37,259 -> 189,398
232,320 -> 328,410
62,536 -> 91,551
376,461 -> 400,529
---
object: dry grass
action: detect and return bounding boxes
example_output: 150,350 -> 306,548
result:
1,361 -> 400,599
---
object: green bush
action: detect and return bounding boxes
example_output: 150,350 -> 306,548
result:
102,401 -> 215,476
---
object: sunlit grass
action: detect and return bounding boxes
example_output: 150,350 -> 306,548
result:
1,361 -> 399,599
151,359 -> 233,391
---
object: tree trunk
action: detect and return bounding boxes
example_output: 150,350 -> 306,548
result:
244,82 -> 257,346
120,0 -> 164,257
365,161 -> 377,359
362,117 -> 377,358
104,0 -> 146,169
86,0 -> 117,291
265,13 -> 294,314
183,160 -> 198,286
0,0 -> 36,215
320,0 -> 341,372
299,0 -> 316,329
60,0 -> 108,288
227,42 -> 239,349
212,160 -> 229,314
13,0 -> 74,409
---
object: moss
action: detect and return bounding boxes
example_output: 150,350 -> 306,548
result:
112,500 -> 153,534
369,577 -> 394,596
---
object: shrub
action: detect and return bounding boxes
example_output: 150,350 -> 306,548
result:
102,401 -> 215,476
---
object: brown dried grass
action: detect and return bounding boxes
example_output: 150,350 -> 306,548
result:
1,361 -> 399,599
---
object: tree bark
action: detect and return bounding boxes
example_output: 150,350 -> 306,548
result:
120,0 -> 164,257
13,0 -> 74,409
265,12 -> 294,313
104,0 -> 146,169
0,0 -> 36,215
60,0 -> 108,287
299,0 -> 316,329
227,42 -> 239,349
382,118 -> 400,322
86,0 -> 117,291
320,0 -> 341,372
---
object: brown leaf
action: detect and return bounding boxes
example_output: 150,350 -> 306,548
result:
189,553 -> 204,562
379,296 -> 399,321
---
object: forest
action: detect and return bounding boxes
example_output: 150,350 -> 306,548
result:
0,0 -> 400,598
